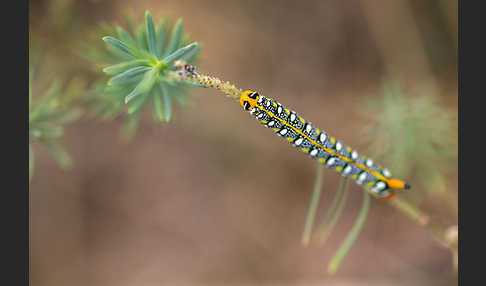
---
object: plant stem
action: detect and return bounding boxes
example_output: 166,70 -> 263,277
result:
301,162 -> 324,247
387,195 -> 457,252
317,177 -> 350,245
328,191 -> 371,274
168,69 -> 242,99
387,196 -> 429,226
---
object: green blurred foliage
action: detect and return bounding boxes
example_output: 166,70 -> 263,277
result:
360,80 -> 457,209
29,0 -> 91,77
29,70 -> 85,182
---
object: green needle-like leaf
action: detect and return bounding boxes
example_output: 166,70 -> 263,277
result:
103,59 -> 151,75
301,162 -> 324,246
30,80 -> 62,121
37,124 -> 64,139
136,25 -> 148,52
103,36 -> 136,58
145,11 -> 157,55
123,11 -> 137,36
44,140 -> 73,169
121,110 -> 141,139
124,66 -> 159,103
164,18 -> 183,57
108,66 -> 151,85
328,192 -> 371,274
318,177 -> 350,245
127,93 -> 149,114
139,66 -> 160,91
155,21 -> 167,59
153,90 -> 165,121
46,108 -> 82,125
116,26 -> 137,48
162,42 -> 198,65
182,43 -> 201,63
124,83 -> 145,104
160,84 -> 172,121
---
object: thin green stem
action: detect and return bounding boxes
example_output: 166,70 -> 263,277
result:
301,162 -> 324,246
388,196 -> 429,226
328,191 -> 371,274
317,177 -> 350,245
388,196 -> 456,251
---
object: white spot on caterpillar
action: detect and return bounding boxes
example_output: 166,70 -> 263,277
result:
326,157 -> 336,166
357,172 -> 367,184
372,181 -> 387,193
257,113 -> 264,119
319,133 -> 327,143
382,168 -> 392,178
343,165 -> 352,175
365,159 -> 373,167
258,97 -> 263,104
336,142 -> 342,151
277,106 -> 283,114
294,137 -> 304,146
268,121 -> 275,127
290,113 -> 296,122
250,107 -> 258,115
305,124 -> 312,133
351,150 -> 359,160
266,100 -> 271,107
310,149 -> 318,157
279,129 -> 288,136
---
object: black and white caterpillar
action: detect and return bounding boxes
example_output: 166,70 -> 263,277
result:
239,90 -> 410,199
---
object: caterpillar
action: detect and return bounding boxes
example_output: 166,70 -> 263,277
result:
239,90 -> 410,199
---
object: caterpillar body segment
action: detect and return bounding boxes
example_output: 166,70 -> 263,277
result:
239,90 -> 410,199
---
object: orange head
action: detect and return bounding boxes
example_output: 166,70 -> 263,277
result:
240,90 -> 259,111
387,178 -> 411,190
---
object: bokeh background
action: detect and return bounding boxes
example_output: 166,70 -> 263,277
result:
29,0 -> 458,285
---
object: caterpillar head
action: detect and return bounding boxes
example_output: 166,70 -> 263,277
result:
240,90 -> 259,111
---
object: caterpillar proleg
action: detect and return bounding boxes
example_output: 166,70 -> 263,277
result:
239,90 -> 410,199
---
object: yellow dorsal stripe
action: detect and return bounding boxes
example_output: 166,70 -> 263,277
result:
256,104 -> 389,183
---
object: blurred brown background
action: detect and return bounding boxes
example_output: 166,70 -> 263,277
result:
29,0 -> 458,285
